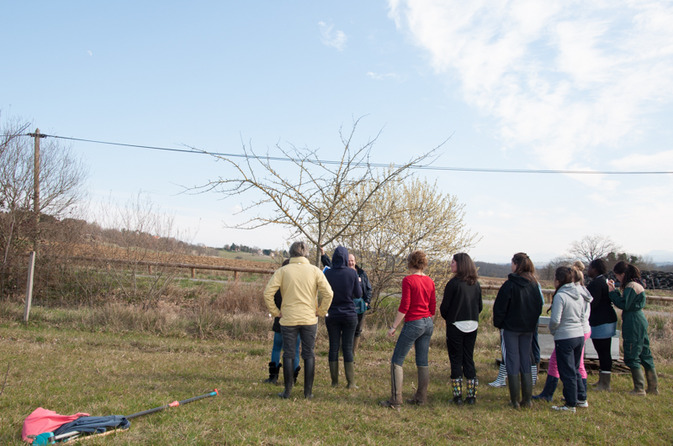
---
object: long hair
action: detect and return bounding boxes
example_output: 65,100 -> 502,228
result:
613,261 -> 642,289
571,260 -> 585,285
452,252 -> 478,285
553,266 -> 574,297
512,252 -> 537,284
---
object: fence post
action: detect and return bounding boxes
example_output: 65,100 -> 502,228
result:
23,252 -> 36,323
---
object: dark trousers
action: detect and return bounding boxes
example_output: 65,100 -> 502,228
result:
555,336 -> 584,407
325,317 -> 357,362
354,312 -> 365,338
281,324 -> 317,364
503,330 -> 533,375
446,324 -> 478,379
591,337 -> 613,372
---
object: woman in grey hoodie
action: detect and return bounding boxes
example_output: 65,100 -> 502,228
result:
548,266 -> 592,413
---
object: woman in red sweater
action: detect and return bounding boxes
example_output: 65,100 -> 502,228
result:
380,250 -> 436,408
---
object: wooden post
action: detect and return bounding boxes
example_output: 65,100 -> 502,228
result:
23,252 -> 36,322
191,267 -> 196,279
234,271 -> 239,281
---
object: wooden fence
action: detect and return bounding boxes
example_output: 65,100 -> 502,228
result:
69,256 -> 276,281
480,285 -> 673,304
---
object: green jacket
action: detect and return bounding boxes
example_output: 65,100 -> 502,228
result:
609,281 -> 648,342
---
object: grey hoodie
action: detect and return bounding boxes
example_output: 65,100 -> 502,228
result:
549,283 -> 593,340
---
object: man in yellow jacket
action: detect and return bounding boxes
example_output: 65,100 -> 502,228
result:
264,241 -> 334,399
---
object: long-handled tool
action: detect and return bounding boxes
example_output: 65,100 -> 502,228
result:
31,389 -> 219,445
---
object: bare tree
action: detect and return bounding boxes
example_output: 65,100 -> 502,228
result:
191,118 -> 439,265
568,235 -> 620,264
333,173 -> 477,308
0,114 -> 87,296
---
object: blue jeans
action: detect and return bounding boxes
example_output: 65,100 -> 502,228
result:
391,317 -> 434,367
503,330 -> 533,375
270,332 -> 301,368
281,324 -> 317,364
325,317 -> 358,362
555,336 -> 584,407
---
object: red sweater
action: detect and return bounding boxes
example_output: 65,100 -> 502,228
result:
399,274 -> 436,322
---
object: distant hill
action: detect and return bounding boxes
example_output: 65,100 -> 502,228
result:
475,261 -> 510,278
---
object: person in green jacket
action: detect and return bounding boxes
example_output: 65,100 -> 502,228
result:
607,261 -> 658,396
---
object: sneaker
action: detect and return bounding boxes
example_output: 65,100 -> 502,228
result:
576,400 -> 589,408
551,405 -> 576,413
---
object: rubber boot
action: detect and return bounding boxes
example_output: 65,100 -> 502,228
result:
489,363 -> 507,387
353,336 -> 360,355
293,366 -> 301,385
344,361 -> 357,389
451,378 -> 463,406
507,374 -> 521,408
531,363 -> 539,386
264,361 -> 281,384
303,357 -> 315,399
278,361 -> 294,399
407,366 -> 429,405
380,363 -> 404,408
329,361 -> 339,387
532,375 -> 558,402
594,372 -> 611,391
646,368 -> 659,395
629,367 -> 647,396
520,373 -> 533,408
465,378 -> 478,405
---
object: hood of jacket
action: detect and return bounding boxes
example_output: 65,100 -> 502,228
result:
575,283 -> 593,303
507,273 -> 533,288
331,246 -> 349,269
557,282 -> 581,300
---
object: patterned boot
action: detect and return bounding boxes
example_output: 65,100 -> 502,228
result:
465,378 -> 478,405
452,378 -> 463,406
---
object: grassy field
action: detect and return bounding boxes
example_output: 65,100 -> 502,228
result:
1,301 -> 672,445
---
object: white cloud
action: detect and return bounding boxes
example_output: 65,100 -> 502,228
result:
318,21 -> 347,51
388,0 -> 673,170
366,71 -> 401,81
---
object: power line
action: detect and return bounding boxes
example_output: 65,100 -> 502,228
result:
22,132 -> 673,175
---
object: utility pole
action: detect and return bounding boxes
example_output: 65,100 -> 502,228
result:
24,129 -> 45,322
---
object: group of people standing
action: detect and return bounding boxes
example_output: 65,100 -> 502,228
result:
262,242 -> 659,409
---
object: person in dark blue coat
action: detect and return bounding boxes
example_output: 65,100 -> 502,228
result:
324,246 -> 362,389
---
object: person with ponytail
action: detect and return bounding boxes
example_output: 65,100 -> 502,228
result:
608,261 -> 658,396
548,266 -> 591,413
493,252 -> 543,408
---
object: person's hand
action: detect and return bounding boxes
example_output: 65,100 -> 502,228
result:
387,326 -> 396,337
607,279 -> 616,292
320,246 -> 325,255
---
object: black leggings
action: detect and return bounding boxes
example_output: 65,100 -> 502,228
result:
591,337 -> 613,372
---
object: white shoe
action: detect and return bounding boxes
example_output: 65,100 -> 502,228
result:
552,405 -> 576,413
577,400 -> 589,408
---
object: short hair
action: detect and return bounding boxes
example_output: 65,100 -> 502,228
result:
407,250 -> 428,270
589,258 -> 607,276
289,241 -> 308,258
452,252 -> 478,285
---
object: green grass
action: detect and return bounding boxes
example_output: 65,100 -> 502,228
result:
1,309 -> 672,445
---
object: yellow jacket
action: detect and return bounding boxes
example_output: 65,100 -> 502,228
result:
264,256 -> 334,326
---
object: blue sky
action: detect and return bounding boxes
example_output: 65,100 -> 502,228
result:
3,1 -> 673,263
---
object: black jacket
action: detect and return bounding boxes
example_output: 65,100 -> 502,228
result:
587,274 -> 617,326
440,277 -> 482,324
324,246 -> 362,320
493,274 -> 543,332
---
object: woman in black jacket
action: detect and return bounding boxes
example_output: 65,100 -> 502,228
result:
440,253 -> 482,405
493,252 -> 543,408
587,258 -> 617,391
